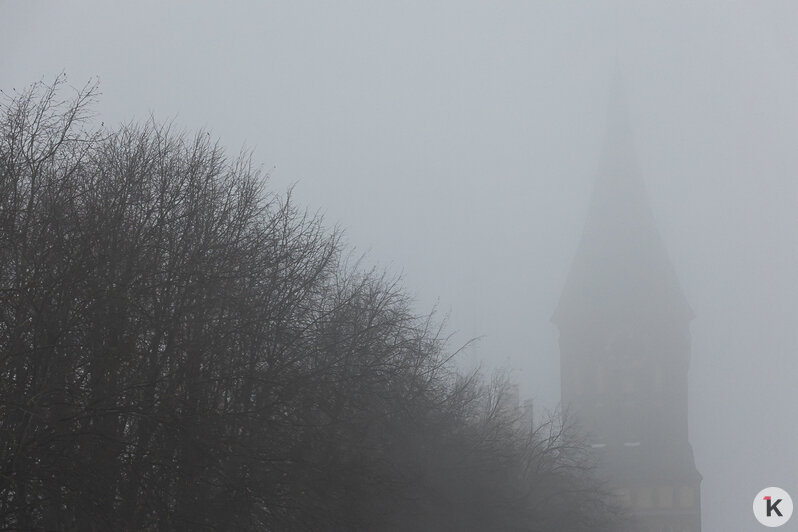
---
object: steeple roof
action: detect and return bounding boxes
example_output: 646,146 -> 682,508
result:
552,75 -> 693,328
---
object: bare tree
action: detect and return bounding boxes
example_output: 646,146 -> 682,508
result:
0,77 -> 622,531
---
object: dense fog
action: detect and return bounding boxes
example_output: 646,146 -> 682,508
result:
2,2 -> 797,530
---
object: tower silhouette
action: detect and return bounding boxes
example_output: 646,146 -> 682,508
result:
553,77 -> 702,532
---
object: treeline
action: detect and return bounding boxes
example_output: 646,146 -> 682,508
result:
0,77 -> 620,531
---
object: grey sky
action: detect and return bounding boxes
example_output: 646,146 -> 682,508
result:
3,2 -> 797,529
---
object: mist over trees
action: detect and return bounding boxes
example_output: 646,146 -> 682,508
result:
0,77 -> 620,531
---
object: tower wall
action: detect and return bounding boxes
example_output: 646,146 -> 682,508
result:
554,75 -> 701,532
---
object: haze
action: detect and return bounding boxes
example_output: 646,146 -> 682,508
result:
2,2 -> 797,529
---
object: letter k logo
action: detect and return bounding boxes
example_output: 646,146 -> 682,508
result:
754,488 -> 793,527
765,496 -> 783,517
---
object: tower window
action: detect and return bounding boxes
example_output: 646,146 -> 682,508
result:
612,488 -> 631,507
623,376 -> 635,394
636,486 -> 653,509
658,485 -> 674,508
596,367 -> 606,394
679,486 -> 695,508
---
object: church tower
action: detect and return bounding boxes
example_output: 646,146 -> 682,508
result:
553,78 -> 702,532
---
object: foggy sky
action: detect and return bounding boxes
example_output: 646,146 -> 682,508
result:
3,2 -> 797,529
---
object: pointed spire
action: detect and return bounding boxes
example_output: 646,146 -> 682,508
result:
553,74 -> 692,328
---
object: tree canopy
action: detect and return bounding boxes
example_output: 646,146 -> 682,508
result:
0,76 -> 621,531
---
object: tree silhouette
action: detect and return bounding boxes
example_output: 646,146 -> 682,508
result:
0,76 -> 622,531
